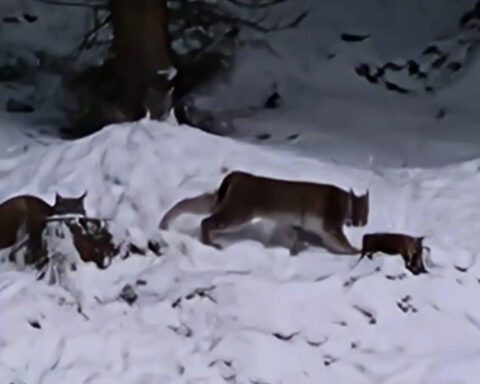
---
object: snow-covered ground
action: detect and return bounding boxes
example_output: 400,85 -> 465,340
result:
1,119 -> 480,384
1,0 -> 480,382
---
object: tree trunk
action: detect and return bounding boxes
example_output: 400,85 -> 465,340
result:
65,0 -> 174,137
110,0 -> 174,120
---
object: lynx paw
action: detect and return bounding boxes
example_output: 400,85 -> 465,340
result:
202,238 -> 223,250
289,241 -> 308,256
210,242 -> 223,250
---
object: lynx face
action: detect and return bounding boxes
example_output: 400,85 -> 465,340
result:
53,191 -> 87,216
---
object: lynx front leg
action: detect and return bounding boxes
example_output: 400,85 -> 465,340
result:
304,218 -> 359,255
317,224 -> 359,255
322,229 -> 359,254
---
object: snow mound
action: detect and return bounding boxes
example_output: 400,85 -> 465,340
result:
1,120 -> 480,383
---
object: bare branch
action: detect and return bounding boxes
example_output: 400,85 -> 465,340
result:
68,12 -> 111,61
226,0 -> 289,9
33,0 -> 107,9
203,7 -> 309,33
170,1 -> 308,34
276,9 -> 309,30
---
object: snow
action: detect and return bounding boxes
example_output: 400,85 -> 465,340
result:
4,0 -> 480,168
1,0 -> 480,382
0,119 -> 479,384
192,0 -> 480,168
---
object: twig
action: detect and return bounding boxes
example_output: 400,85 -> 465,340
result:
173,1 -> 308,34
33,0 -> 107,9
44,216 -> 111,223
227,0 -> 289,9
69,12 -> 112,61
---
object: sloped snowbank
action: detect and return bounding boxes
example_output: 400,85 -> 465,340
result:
0,120 -> 480,384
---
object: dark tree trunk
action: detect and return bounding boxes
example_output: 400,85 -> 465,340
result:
59,0 -> 305,138
64,0 -> 174,137
110,0 -> 173,120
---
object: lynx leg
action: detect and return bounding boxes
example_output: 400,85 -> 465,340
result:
362,251 -> 374,260
25,220 -> 47,266
283,226 -> 308,256
358,250 -> 373,262
402,249 -> 414,268
350,250 -> 372,269
303,217 -> 358,254
402,250 -> 415,271
320,228 -> 360,255
200,208 -> 253,250
201,217 -> 223,250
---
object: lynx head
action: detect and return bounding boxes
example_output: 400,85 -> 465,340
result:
53,191 -> 87,216
347,189 -> 369,227
413,236 -> 425,249
406,236 -> 427,275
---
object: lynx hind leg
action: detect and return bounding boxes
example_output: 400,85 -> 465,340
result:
284,226 -> 309,256
200,208 -> 253,250
351,250 -> 373,269
200,216 -> 223,250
